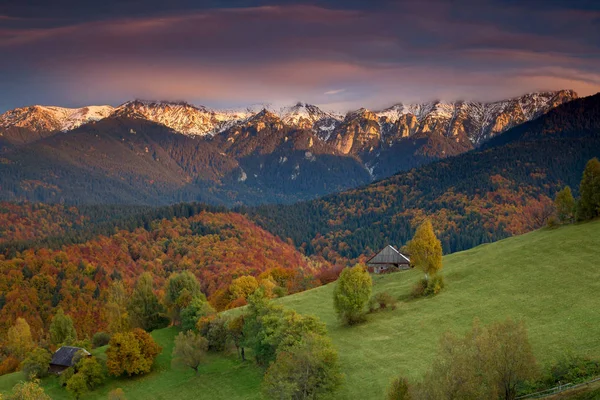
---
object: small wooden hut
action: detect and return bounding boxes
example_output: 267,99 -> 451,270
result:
366,245 -> 411,274
49,346 -> 91,374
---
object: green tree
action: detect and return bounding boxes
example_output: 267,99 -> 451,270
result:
200,316 -> 230,352
171,331 -> 209,374
128,273 -> 168,331
20,348 -> 51,380
106,328 -> 161,377
8,380 -> 50,400
66,373 -> 88,400
180,297 -> 215,332
164,271 -> 203,324
262,333 -> 343,400
387,376 -> 412,400
333,265 -> 372,325
49,308 -> 77,347
74,356 -> 105,390
406,219 -> 443,279
105,281 -> 130,334
554,186 -> 576,224
7,318 -> 35,361
578,158 -> 600,221
228,315 -> 246,361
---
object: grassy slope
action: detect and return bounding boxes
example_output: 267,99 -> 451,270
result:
277,220 -> 600,399
1,221 -> 599,399
0,328 -> 263,400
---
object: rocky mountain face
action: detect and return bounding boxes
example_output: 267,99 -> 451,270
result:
0,90 -> 580,205
0,105 -> 114,144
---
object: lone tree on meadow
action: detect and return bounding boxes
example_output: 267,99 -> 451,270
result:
578,157 -> 600,221
406,220 -> 443,279
171,330 -> 209,374
554,186 -> 576,224
333,264 -> 372,325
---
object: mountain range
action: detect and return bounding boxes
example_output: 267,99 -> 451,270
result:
0,90 -> 579,205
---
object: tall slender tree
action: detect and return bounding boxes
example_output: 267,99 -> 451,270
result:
49,308 -> 77,346
578,158 -> 600,221
406,219 -> 443,279
128,273 -> 167,331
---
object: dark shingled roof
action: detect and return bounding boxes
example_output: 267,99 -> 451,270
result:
50,346 -> 90,367
367,245 -> 410,265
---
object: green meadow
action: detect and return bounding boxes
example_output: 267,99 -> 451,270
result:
2,220 -> 600,399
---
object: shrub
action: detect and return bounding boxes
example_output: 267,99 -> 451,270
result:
387,376 -> 412,400
92,332 -> 111,348
546,355 -> 600,386
108,388 -> 127,400
376,292 -> 398,311
20,348 -> 52,380
0,356 -> 20,376
8,380 -> 50,400
412,275 -> 445,298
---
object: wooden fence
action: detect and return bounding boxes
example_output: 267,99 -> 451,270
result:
516,376 -> 600,399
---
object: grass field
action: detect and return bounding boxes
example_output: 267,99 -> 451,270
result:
1,220 -> 599,399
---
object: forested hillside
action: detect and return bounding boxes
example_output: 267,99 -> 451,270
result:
244,94 -> 600,262
0,208 -> 326,342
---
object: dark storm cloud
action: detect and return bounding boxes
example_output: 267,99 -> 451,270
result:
0,0 -> 598,112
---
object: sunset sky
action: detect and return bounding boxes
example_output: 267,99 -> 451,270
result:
0,0 -> 598,112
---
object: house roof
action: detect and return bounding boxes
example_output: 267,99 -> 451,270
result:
367,245 -> 410,265
50,346 -> 90,367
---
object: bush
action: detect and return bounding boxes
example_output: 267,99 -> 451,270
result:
546,355 -> 600,386
412,275 -> 445,298
0,356 -> 20,375
369,292 -> 398,311
92,332 -> 111,348
20,348 -> 52,380
387,376 -> 412,400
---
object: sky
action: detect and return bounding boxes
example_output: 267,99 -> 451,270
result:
0,0 -> 599,113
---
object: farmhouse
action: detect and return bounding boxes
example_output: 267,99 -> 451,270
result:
367,245 -> 411,274
49,346 -> 91,374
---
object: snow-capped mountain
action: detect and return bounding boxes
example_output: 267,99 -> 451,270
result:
0,105 -> 114,144
375,90 -> 577,145
0,90 -> 577,152
111,100 -> 252,137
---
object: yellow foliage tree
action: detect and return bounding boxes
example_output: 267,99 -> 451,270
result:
7,318 -> 35,361
406,220 -> 443,279
229,276 -> 259,301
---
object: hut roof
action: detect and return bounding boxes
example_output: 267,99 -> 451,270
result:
50,346 -> 90,367
367,245 -> 410,265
